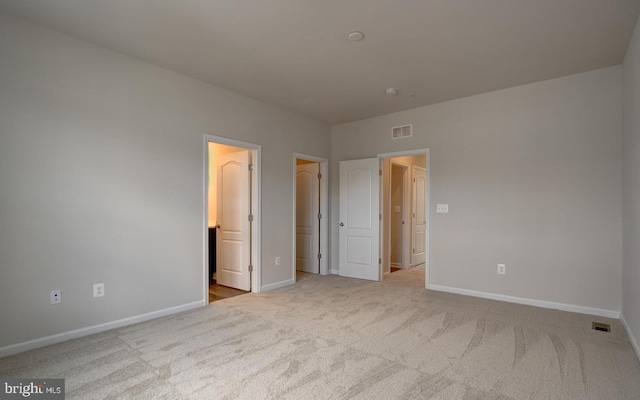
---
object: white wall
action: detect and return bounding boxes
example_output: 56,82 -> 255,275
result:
332,66 -> 623,314
0,12 -> 330,350
622,14 -> 640,357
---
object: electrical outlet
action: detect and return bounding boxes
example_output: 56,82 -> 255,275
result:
275,256 -> 281,266
436,204 -> 449,213
93,283 -> 104,298
497,264 -> 506,275
50,290 -> 61,304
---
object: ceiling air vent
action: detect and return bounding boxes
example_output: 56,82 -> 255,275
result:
392,124 -> 412,139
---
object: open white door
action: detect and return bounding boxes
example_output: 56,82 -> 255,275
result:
412,166 -> 427,266
217,150 -> 251,291
296,163 -> 320,273
339,158 -> 380,281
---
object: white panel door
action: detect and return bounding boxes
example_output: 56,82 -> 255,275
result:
296,163 -> 320,273
217,151 -> 251,291
412,166 -> 427,266
339,158 -> 380,281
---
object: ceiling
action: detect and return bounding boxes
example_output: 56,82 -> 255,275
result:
1,0 -> 639,125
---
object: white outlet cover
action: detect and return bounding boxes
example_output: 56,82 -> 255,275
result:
50,290 -> 61,304
436,204 -> 449,213
93,283 -> 105,298
497,264 -> 506,275
275,257 -> 281,266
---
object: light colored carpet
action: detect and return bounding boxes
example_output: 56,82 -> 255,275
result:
1,267 -> 639,399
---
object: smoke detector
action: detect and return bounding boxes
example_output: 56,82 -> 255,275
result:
348,31 -> 365,41
385,88 -> 398,96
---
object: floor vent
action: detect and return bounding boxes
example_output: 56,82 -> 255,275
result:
592,322 -> 611,332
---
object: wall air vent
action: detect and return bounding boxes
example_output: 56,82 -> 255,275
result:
392,124 -> 412,139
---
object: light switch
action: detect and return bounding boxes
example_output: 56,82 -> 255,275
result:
395,205 -> 401,212
436,204 -> 449,213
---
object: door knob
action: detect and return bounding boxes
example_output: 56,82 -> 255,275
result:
216,224 -> 221,229
340,222 -> 344,227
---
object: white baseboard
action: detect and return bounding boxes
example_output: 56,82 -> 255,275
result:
330,269 -> 339,275
261,279 -> 294,292
0,300 -> 205,358
428,284 -> 620,319
621,314 -> 640,362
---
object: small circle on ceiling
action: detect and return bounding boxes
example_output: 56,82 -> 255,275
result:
347,31 -> 365,41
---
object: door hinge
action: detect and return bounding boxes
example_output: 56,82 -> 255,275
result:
317,253 -> 322,260
248,264 -> 253,272
379,169 -> 383,176
248,164 -> 254,171
318,173 -> 322,180
248,214 -> 254,222
379,258 -> 382,264
379,214 -> 382,220
413,248 -> 415,253
317,213 -> 322,219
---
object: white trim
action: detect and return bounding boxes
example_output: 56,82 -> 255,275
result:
204,135 -> 262,296
330,268 -> 339,275
292,153 -> 329,278
429,284 -> 620,319
621,314 -> 640,362
0,301 -> 204,358
261,279 -> 294,292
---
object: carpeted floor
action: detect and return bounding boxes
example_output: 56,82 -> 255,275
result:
1,267 -> 639,399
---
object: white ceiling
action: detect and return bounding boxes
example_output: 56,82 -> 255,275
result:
1,0 -> 639,124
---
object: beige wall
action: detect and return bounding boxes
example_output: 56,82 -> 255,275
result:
390,164 -> 405,265
0,12 -> 330,349
332,66 -> 623,313
622,14 -> 640,356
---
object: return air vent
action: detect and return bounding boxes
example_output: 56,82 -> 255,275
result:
592,322 -> 611,332
392,124 -> 412,139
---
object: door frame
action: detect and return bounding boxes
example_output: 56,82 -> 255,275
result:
204,134 -> 262,304
411,165 -> 427,267
292,153 -> 329,277
378,148 -> 431,288
388,160 -> 411,269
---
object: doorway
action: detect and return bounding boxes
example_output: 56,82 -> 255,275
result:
337,149 -> 430,287
204,135 -> 262,304
293,154 -> 329,279
380,151 -> 428,280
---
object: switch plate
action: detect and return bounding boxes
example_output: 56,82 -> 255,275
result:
50,290 -> 61,304
275,256 -> 281,266
395,205 -> 401,212
436,204 -> 449,213
497,264 -> 506,275
93,283 -> 104,298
